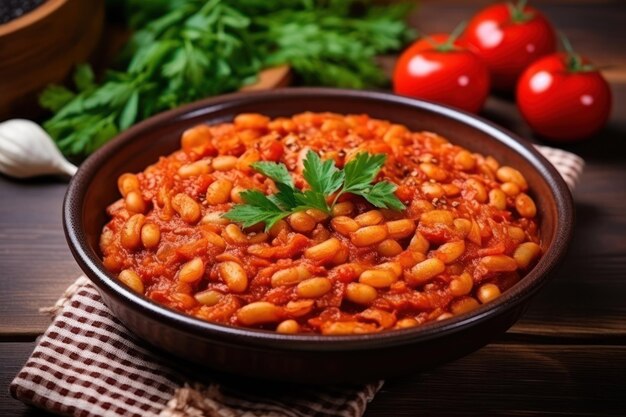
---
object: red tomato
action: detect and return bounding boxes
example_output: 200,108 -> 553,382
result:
516,53 -> 612,141
393,34 -> 490,113
464,1 -> 556,91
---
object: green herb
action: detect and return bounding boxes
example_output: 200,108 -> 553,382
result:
339,153 -> 406,211
39,0 -> 415,158
223,150 -> 405,231
255,2 -> 416,88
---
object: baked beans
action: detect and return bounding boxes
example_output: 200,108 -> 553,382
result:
100,112 -> 541,335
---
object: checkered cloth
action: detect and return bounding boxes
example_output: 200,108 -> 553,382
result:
534,145 -> 584,191
10,145 -> 583,417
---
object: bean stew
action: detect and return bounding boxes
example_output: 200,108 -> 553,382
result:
99,112 -> 542,335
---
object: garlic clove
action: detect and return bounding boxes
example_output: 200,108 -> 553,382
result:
0,119 -> 77,178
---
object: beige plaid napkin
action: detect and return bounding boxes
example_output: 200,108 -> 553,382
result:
10,145 -> 583,417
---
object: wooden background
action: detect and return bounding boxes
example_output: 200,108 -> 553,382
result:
1,0 -> 625,415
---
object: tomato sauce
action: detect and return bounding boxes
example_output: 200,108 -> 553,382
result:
100,112 -> 541,334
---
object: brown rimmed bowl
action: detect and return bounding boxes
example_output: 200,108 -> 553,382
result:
63,88 -> 573,383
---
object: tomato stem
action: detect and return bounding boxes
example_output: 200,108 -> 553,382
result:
432,21 -> 467,52
508,0 -> 534,24
559,32 -> 596,73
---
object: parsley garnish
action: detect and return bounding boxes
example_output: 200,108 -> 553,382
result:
223,151 -> 405,231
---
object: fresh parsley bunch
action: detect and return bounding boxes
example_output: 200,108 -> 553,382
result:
224,150 -> 405,231
40,0 -> 261,155
38,0 -> 415,157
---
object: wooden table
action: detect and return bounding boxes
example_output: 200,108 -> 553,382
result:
1,1 -> 625,415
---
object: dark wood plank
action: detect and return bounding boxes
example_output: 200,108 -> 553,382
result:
0,342 -> 55,417
0,178 -> 81,337
2,341 -> 624,416
366,343 -> 626,417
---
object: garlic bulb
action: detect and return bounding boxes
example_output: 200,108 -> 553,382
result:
0,119 -> 77,178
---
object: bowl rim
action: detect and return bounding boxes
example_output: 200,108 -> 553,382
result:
64,87 -> 574,351
0,0 -> 66,36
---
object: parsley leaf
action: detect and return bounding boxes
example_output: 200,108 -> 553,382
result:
73,64 -> 96,92
223,150 -> 405,230
294,190 -> 330,214
119,90 -> 139,130
342,152 -> 387,194
354,181 -> 405,210
222,190 -> 288,230
39,85 -> 75,113
269,183 -> 299,210
251,161 -> 294,188
302,150 -> 344,196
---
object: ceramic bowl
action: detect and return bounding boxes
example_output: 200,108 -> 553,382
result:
64,88 -> 573,383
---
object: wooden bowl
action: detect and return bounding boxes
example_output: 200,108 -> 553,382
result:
0,0 -> 104,119
64,88 -> 574,383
